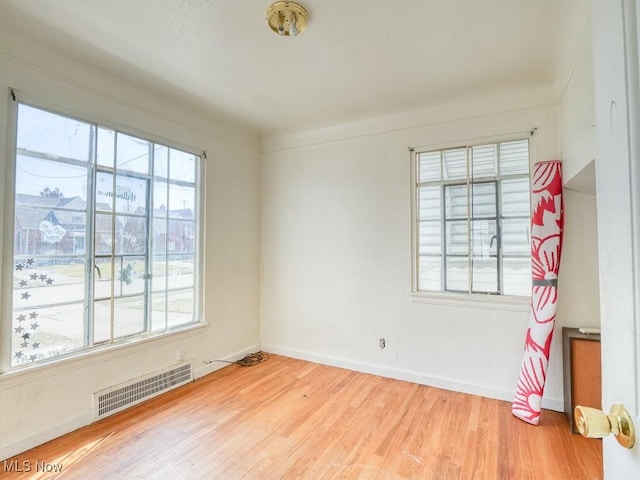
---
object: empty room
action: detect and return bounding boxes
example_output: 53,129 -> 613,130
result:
0,0 -> 638,478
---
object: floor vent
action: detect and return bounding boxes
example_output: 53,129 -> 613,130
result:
93,362 -> 192,420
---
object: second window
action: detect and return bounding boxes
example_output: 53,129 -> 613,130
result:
414,139 -> 531,296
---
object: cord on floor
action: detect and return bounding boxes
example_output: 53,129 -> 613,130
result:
209,351 -> 269,367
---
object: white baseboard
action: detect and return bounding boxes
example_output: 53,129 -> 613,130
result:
262,344 -> 564,413
0,410 -> 93,462
194,343 -> 262,379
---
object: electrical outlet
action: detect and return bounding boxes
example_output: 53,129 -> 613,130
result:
379,338 -> 386,349
177,349 -> 185,361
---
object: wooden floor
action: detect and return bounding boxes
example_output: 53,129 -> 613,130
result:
2,354 -> 602,479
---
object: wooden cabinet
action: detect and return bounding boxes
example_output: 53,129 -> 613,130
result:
562,327 -> 602,433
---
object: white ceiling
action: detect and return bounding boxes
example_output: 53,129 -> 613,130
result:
0,0 -> 589,134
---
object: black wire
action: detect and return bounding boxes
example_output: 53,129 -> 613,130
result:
212,351 -> 269,367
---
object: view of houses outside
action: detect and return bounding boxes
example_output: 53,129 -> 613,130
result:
11,104 -> 199,366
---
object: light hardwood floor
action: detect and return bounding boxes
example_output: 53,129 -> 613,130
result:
2,354 -> 602,479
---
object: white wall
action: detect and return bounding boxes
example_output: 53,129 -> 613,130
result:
556,191 -> 599,325
260,92 -> 572,409
0,30 -> 261,459
560,32 -> 597,184
557,29 -> 601,330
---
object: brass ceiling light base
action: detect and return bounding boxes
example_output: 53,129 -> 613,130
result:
266,1 -> 308,37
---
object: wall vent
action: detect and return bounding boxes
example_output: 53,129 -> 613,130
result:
93,362 -> 192,420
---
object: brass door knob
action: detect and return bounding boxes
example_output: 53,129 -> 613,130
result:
574,404 -> 636,449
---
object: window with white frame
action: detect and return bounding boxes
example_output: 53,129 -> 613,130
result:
5,101 -> 202,370
413,138 -> 531,296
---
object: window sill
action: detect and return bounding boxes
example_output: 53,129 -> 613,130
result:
410,291 -> 531,312
0,322 -> 208,390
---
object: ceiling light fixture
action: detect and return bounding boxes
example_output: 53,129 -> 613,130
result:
266,1 -> 308,37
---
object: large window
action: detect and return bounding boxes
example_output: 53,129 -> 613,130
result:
6,102 -> 201,369
413,139 -> 531,296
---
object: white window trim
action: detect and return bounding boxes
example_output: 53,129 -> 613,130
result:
0,322 -> 207,389
409,131 -> 535,304
0,90 -> 207,373
409,291 -> 531,312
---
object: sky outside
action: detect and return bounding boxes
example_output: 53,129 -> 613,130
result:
15,104 -> 197,211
